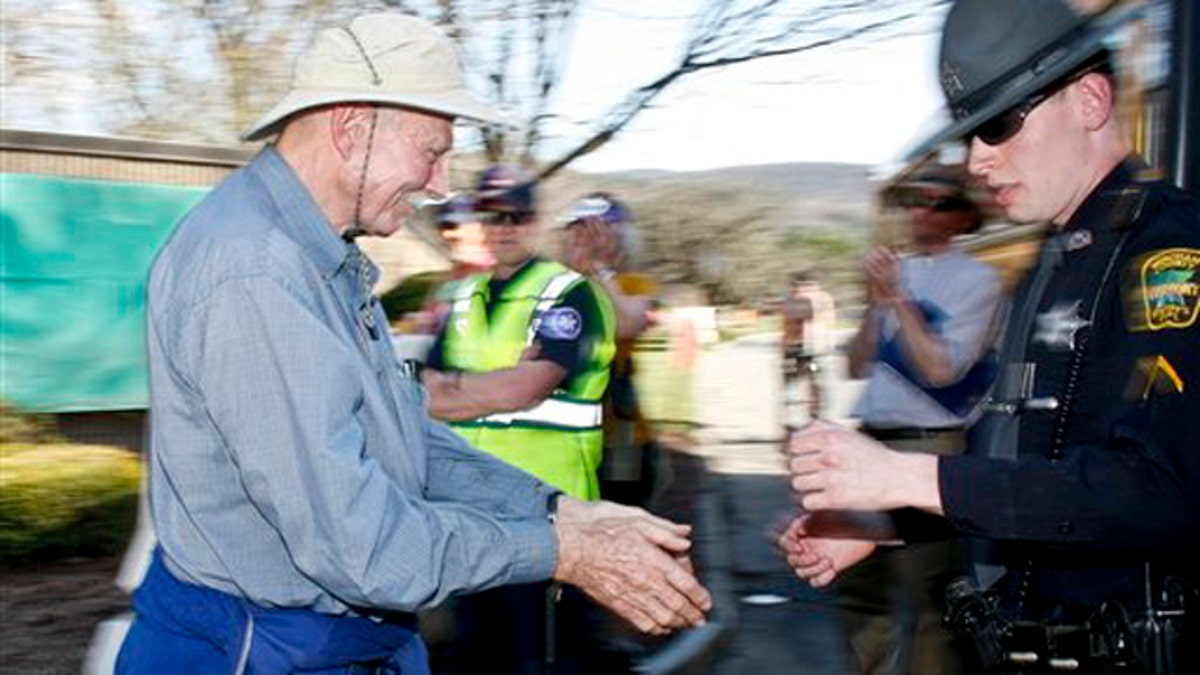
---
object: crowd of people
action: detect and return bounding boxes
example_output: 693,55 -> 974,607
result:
113,0 -> 1196,673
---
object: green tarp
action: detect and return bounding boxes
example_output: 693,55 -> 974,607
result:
1,174 -> 208,412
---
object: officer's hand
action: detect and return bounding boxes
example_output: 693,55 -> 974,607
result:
519,342 -> 541,362
787,421 -> 943,513
552,497 -> 712,635
775,513 -> 877,588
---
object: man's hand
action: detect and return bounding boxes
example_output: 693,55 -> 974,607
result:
553,497 -> 712,635
863,246 -> 902,307
787,421 -> 943,514
776,513 -> 877,588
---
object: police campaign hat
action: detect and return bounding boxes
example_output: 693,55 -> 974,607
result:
919,0 -> 1113,151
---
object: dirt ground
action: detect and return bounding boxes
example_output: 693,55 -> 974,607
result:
1,556 -> 127,675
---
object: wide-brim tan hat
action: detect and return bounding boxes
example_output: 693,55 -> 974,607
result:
242,13 -> 509,141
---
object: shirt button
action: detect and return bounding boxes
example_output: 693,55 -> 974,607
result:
1058,521 -> 1074,535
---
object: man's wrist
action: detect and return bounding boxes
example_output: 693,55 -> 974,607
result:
891,452 -> 944,515
546,491 -> 563,524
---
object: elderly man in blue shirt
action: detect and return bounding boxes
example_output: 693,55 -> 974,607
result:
116,13 -> 710,674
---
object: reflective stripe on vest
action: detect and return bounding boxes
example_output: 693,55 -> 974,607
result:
438,260 -> 615,500
481,397 -> 602,430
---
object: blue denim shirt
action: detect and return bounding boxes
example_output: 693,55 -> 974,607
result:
146,147 -> 558,615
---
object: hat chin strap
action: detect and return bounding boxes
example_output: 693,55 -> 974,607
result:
344,106 -> 379,241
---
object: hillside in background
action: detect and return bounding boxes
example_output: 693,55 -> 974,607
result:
615,162 -> 876,231
414,159 -> 878,307
552,162 -> 875,306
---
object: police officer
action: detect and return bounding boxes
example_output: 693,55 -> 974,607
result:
423,165 -> 617,674
781,0 -> 1199,672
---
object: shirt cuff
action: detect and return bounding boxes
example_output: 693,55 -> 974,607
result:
938,454 -> 1011,536
503,516 -> 559,585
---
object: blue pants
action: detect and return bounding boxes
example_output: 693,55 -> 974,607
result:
116,549 -> 428,674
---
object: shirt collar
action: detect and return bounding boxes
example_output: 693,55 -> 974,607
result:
1061,155 -> 1149,234
490,256 -> 539,284
250,146 -> 355,280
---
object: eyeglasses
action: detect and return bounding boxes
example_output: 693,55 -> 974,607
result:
899,193 -> 974,212
970,89 -> 1056,146
969,62 -> 1107,146
483,211 -> 534,226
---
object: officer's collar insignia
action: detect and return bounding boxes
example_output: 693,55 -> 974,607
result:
1065,229 -> 1093,252
1034,300 -> 1091,352
1108,187 -> 1148,231
940,60 -> 965,98
1139,248 -> 1200,331
1124,355 -> 1185,400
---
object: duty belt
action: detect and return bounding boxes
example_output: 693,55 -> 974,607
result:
862,425 -> 966,442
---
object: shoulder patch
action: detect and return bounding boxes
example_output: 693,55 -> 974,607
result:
537,306 -> 583,340
1136,248 -> 1200,331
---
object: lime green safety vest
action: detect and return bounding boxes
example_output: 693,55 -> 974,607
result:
441,260 -> 616,500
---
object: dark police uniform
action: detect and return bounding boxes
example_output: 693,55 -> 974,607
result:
930,159 -> 1199,668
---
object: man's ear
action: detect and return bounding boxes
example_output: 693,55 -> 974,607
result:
1076,72 -> 1116,132
328,104 -> 376,162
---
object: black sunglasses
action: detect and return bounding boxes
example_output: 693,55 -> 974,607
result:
970,62 -> 1107,146
483,211 -> 534,226
899,193 -> 974,212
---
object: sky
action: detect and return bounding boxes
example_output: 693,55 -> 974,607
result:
1,0 -> 952,175
543,1 -> 951,173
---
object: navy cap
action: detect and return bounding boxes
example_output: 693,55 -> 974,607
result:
475,164 -> 536,215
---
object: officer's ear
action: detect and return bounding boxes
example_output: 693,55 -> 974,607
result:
1075,72 -> 1116,132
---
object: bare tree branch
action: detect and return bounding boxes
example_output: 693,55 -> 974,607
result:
537,0 -> 946,180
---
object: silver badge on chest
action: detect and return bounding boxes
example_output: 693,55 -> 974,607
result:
1033,300 -> 1091,351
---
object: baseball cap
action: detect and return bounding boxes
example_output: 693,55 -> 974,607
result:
562,192 -> 633,227
242,13 -> 509,141
436,193 -> 482,227
475,165 -> 536,216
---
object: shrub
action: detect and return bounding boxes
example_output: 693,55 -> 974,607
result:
0,402 -> 62,444
379,270 -> 448,322
0,443 -> 141,564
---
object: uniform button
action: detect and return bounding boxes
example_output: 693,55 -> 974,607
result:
1058,521 -> 1074,535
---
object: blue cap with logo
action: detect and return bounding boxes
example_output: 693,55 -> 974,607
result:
563,192 -> 633,226
475,164 -> 536,216
436,193 -> 481,226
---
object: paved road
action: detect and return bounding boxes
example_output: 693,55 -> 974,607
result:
688,335 -> 865,674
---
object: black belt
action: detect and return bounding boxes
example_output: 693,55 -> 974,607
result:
862,425 -> 965,441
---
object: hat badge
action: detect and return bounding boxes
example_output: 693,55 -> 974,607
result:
940,60 -> 965,98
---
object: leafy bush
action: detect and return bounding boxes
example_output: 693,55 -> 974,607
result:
0,443 -> 141,564
0,402 -> 62,444
379,270 -> 448,322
